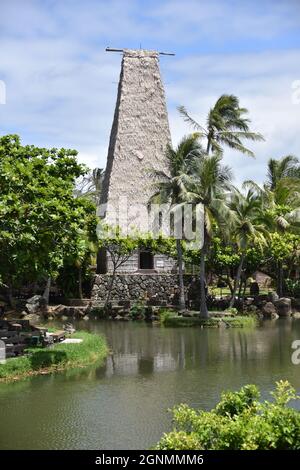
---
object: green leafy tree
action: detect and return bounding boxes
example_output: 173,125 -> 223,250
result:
0,134 -> 96,305
98,226 -> 140,307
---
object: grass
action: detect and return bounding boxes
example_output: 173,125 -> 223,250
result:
0,331 -> 108,383
162,314 -> 258,328
210,287 -> 270,296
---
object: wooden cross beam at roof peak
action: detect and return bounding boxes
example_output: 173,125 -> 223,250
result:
105,47 -> 175,56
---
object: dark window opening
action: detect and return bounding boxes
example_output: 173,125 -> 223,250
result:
139,251 -> 154,270
97,247 -> 107,274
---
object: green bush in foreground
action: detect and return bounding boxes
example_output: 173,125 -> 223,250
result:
156,381 -> 300,450
0,331 -> 108,382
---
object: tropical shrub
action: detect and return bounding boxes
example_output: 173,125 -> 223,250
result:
159,308 -> 177,324
156,381 -> 300,450
129,301 -> 146,320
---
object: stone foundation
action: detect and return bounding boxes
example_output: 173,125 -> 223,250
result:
92,274 -> 197,305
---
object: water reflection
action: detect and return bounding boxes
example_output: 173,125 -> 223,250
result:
85,319 -> 300,381
0,318 -> 299,450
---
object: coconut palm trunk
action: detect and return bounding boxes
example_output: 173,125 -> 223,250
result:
199,236 -> 209,318
229,252 -> 246,308
176,239 -> 185,311
43,277 -> 51,307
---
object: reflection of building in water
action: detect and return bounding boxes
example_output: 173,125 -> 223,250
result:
105,352 -> 177,377
100,324 -> 284,379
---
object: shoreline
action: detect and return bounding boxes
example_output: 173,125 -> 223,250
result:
0,331 -> 108,383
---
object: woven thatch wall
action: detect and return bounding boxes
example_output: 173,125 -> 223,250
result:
100,49 -> 172,233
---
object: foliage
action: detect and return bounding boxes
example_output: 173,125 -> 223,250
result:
129,301 -> 146,320
268,232 -> 300,262
226,307 -> 238,315
163,315 -> 257,328
156,381 -> 300,450
284,279 -> 300,298
223,315 -> 257,328
0,331 -> 108,382
75,168 -> 104,206
178,94 -> 264,156
159,308 -> 177,324
0,134 -> 97,301
150,134 -> 204,310
90,307 -> 107,319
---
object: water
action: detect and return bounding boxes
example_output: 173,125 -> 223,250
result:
0,319 -> 300,450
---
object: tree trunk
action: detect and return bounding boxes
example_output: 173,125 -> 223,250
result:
229,253 -> 246,308
176,239 -> 185,312
43,277 -> 51,306
104,267 -> 116,309
6,283 -> 15,308
226,268 -> 234,295
238,275 -> 243,300
277,261 -> 283,297
242,279 -> 247,299
199,237 -> 209,318
78,267 -> 83,300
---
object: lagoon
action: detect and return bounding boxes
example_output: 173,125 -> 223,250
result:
0,319 -> 299,450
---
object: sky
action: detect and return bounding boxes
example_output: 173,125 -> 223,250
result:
0,0 -> 300,185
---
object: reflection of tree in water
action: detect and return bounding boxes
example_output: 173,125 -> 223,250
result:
86,320 -> 300,388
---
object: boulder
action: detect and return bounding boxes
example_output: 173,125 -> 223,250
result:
25,295 -> 47,314
21,313 -> 40,323
275,298 -> 292,317
292,298 -> 300,310
182,311 -> 193,317
268,291 -> 279,303
262,302 -> 278,319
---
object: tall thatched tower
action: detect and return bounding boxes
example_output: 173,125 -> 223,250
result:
98,49 -> 176,274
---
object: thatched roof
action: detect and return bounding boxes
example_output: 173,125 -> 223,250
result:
100,49 -> 172,232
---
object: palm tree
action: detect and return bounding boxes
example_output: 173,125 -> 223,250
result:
266,155 -> 300,191
228,189 -> 268,307
245,156 -> 300,296
185,152 -> 234,317
150,135 -> 203,311
75,168 -> 104,205
178,94 -> 264,156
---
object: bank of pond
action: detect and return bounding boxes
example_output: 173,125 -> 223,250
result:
0,331 -> 108,382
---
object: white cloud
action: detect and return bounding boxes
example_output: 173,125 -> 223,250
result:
0,0 -> 299,185
164,50 -> 300,184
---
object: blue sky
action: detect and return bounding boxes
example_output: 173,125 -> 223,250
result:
0,0 -> 300,184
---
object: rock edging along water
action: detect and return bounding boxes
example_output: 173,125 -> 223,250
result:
0,331 -> 108,383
